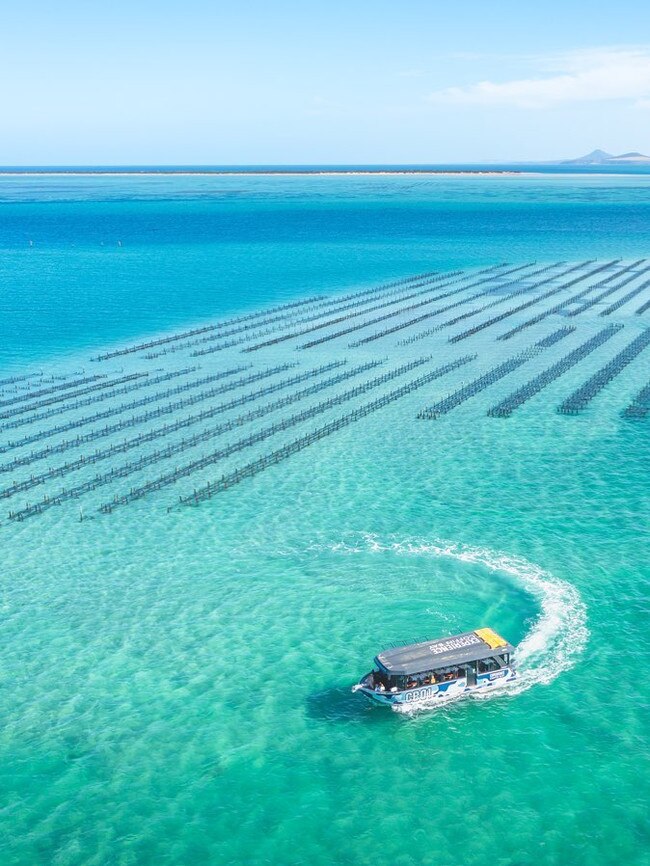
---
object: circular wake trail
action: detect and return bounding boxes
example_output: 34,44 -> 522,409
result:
330,533 -> 589,707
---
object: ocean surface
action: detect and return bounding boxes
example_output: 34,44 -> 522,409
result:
1,169 -> 649,866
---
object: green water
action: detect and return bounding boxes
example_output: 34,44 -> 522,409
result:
1,175 -> 649,865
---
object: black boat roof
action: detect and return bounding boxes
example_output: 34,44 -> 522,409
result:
375,628 -> 514,675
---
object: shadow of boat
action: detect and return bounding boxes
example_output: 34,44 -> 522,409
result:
306,685 -> 383,724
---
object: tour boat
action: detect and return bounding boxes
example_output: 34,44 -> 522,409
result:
352,628 -> 517,709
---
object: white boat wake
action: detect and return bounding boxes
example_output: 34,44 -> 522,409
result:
327,533 -> 589,713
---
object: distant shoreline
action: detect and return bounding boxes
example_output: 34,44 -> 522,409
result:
0,169 -> 522,177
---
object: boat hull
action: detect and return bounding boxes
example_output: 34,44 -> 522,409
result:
353,668 -> 518,709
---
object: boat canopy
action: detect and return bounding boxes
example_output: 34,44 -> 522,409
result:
375,628 -> 514,676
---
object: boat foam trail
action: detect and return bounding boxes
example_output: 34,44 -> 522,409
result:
329,533 -> 588,712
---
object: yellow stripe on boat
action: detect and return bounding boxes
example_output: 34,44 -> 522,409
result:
474,627 -> 507,649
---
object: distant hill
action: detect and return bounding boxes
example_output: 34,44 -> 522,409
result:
561,149 -> 650,165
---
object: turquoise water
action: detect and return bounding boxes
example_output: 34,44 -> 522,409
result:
1,174 -> 649,866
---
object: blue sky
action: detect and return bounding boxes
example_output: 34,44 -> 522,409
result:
1,0 -> 649,164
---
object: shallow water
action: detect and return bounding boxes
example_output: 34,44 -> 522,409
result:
1,174 -> 649,866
